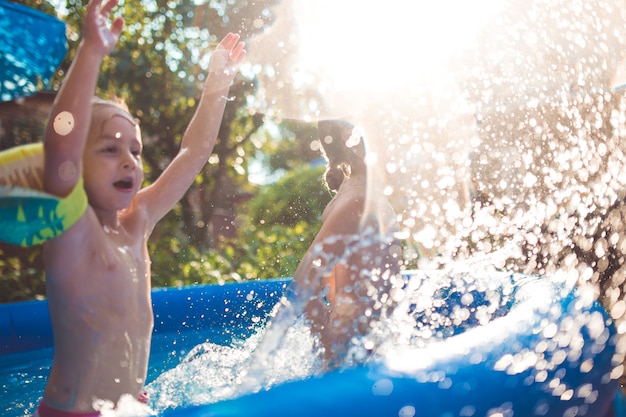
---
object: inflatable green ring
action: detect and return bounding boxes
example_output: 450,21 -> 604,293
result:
0,143 -> 87,247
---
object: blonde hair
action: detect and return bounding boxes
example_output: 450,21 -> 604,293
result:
88,97 -> 138,141
91,96 -> 134,120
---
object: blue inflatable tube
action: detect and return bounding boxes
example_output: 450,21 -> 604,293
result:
158,273 -> 621,417
0,273 -> 623,416
0,278 -> 288,355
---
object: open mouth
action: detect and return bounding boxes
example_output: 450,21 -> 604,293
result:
113,178 -> 134,190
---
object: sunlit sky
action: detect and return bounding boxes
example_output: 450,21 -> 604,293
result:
46,0 -> 504,92
292,0 -> 504,93
45,0 -> 505,98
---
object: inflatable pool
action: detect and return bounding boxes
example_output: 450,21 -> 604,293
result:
0,272 -> 624,417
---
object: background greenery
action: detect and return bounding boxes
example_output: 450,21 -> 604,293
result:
0,0 -> 333,302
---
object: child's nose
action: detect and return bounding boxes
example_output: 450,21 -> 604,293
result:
122,151 -> 138,169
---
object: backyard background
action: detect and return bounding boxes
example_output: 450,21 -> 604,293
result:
0,0 -> 355,301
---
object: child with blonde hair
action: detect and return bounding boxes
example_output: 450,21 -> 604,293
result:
34,0 -> 245,414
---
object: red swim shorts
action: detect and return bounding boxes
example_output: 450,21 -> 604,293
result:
34,393 -> 148,417
34,401 -> 100,417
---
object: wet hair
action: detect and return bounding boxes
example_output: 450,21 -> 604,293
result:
318,119 -> 366,191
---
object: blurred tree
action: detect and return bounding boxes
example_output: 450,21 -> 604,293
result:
57,0 -> 280,250
0,0 -> 331,300
226,161 -> 331,280
264,119 -> 321,172
147,117 -> 330,286
246,163 -> 330,229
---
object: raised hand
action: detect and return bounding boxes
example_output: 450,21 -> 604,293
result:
83,0 -> 124,56
206,33 -> 247,90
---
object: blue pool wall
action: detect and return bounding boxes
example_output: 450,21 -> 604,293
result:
2,275 -> 626,417
0,278 -> 289,355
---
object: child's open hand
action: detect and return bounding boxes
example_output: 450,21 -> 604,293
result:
83,0 -> 124,56
206,33 -> 247,89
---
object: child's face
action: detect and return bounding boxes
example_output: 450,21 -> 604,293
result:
83,107 -> 144,211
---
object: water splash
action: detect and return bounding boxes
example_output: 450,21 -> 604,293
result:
150,0 -> 626,408
145,321 -> 319,411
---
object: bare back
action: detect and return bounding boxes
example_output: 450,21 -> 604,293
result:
293,172 -> 400,369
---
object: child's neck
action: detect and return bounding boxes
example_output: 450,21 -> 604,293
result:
95,210 -> 122,231
344,173 -> 366,186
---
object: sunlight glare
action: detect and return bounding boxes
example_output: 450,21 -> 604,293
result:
293,0 -> 504,93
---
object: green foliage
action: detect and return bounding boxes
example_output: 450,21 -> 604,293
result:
236,164 -> 331,278
145,163 -> 327,291
149,164 -> 330,287
148,216 -> 322,285
237,221 -> 318,279
0,115 -> 46,151
0,0 -> 332,302
150,220 -> 320,287
264,120 -> 320,172
247,164 -> 330,228
0,246 -> 45,302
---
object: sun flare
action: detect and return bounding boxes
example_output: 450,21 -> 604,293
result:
292,0 -> 504,93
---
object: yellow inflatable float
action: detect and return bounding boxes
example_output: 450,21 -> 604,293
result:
0,143 -> 87,246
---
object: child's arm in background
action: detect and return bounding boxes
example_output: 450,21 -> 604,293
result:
138,33 -> 246,229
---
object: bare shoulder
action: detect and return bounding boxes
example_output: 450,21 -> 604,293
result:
322,187 -> 366,221
129,181 -> 175,234
318,199 -> 364,242
121,190 -> 154,235
42,208 -> 108,284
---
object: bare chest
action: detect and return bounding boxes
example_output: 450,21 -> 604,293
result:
47,237 -> 152,333
88,237 -> 152,321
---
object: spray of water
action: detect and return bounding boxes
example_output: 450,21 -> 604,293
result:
145,322 -> 318,410
147,0 -> 626,409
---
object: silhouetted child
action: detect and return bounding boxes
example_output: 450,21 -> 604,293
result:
291,119 -> 401,369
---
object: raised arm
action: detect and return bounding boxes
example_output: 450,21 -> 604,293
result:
43,0 -> 123,197
139,33 -> 246,228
